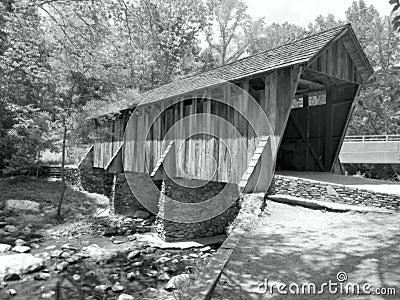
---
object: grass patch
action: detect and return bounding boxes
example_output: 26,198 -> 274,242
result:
0,176 -> 108,231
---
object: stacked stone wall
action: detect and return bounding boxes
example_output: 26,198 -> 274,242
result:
268,175 -> 400,210
155,178 -> 240,241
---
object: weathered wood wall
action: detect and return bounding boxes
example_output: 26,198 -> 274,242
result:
121,65 -> 301,184
308,38 -> 362,83
93,115 -> 126,169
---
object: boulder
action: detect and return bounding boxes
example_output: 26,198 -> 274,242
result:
164,274 -> 191,291
0,254 -> 45,278
5,200 -> 40,212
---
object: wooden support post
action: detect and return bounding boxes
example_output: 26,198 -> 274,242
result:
303,94 -> 310,170
303,94 -> 309,107
325,91 -> 334,171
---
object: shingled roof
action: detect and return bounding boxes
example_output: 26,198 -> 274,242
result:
139,23 -> 373,106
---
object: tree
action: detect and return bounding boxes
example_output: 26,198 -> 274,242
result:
248,22 -> 308,54
345,0 -> 400,135
308,14 -> 343,33
205,0 -> 264,65
0,0 -> 54,172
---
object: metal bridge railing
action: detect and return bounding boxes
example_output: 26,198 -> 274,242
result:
344,135 -> 400,142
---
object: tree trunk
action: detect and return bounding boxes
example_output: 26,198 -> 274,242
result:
57,115 -> 67,218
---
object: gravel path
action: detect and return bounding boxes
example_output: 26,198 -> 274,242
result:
213,201 -> 400,299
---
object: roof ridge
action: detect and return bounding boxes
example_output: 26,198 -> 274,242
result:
185,23 -> 350,80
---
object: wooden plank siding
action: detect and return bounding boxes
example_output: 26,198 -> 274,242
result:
121,65 -> 301,186
93,116 -> 125,169
308,38 -> 362,83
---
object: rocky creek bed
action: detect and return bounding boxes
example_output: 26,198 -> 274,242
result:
0,202 -> 220,300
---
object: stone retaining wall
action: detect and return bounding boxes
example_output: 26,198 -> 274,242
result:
113,173 -> 149,215
268,175 -> 400,210
79,167 -> 114,197
155,178 -> 240,242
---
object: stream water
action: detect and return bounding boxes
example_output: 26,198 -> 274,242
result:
2,241 -> 219,300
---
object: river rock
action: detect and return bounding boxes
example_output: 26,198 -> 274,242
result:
131,261 -> 143,267
164,274 -> 191,291
21,227 -> 31,235
4,217 -> 17,224
127,250 -> 140,260
118,294 -> 134,300
80,244 -> 111,260
103,226 -> 117,236
66,255 -> 81,264
5,200 -> 40,212
34,272 -> 50,281
94,284 -> 109,293
12,245 -> 31,253
0,254 -> 45,278
4,273 -> 21,281
50,249 -> 63,258
72,274 -> 80,281
200,246 -> 211,252
41,291 -> 56,299
7,288 -> 17,296
111,282 -> 124,292
5,225 -> 17,233
126,272 -> 136,281
14,239 -> 26,246
60,251 -> 73,259
0,244 -> 11,253
54,261 -> 69,272
158,272 -> 171,281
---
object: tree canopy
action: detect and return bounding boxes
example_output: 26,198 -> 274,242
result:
0,0 -> 399,173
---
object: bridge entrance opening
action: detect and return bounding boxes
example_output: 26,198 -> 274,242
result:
275,74 -> 360,173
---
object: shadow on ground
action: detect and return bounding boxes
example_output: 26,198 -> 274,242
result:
213,201 -> 400,300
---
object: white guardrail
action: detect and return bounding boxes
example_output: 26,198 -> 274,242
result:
344,135 -> 400,142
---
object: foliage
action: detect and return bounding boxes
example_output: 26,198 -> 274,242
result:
249,22 -> 308,54
205,0 -> 264,65
346,0 -> 400,135
1,0 -> 400,214
308,13 -> 344,33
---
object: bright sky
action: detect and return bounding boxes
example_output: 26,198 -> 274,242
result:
245,0 -> 393,27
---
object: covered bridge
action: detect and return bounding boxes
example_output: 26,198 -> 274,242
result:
78,24 -> 373,240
